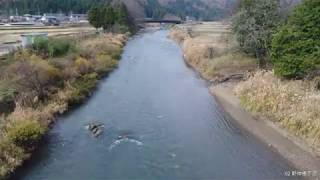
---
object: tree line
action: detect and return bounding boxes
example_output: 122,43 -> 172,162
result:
88,3 -> 134,33
0,0 -> 109,15
0,0 -> 237,21
144,0 -> 236,21
232,0 -> 319,79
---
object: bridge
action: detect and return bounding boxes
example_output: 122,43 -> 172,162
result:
136,19 -> 182,24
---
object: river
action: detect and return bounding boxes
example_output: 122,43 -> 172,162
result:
14,30 -> 294,180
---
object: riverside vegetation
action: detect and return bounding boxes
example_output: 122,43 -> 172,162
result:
0,2 -> 133,178
169,22 -> 256,82
0,33 -> 128,178
171,0 -> 320,154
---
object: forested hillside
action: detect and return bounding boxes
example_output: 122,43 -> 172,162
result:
160,0 -> 237,20
0,0 -> 237,21
0,0 -> 108,14
141,0 -> 237,20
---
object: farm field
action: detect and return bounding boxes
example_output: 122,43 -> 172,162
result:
0,24 -> 95,56
179,22 -> 231,43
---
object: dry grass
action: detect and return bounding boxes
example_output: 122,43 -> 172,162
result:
78,33 -> 126,59
0,33 -> 128,178
0,25 -> 96,56
169,26 -> 189,44
0,26 -> 95,44
235,71 -> 320,153
202,51 -> 256,80
170,22 -> 256,81
171,22 -> 320,155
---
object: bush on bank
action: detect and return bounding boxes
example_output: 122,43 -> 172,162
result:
231,0 -> 280,68
69,73 -> 98,105
0,80 -> 16,114
232,0 -> 320,79
0,138 -> 27,177
0,33 -> 127,178
231,0 -> 320,155
6,120 -> 46,151
32,37 -> 72,58
271,0 -> 320,79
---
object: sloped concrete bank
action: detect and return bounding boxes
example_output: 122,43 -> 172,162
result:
211,83 -> 320,173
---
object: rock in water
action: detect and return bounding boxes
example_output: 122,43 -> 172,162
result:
85,122 -> 104,137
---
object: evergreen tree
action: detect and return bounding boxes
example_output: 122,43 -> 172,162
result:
88,3 -> 132,32
271,0 -> 320,78
102,5 -> 115,31
88,6 -> 101,29
115,4 -> 129,25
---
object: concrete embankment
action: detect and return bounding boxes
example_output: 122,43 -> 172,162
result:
212,83 -> 320,172
170,22 -> 320,174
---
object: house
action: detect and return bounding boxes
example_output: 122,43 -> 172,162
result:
41,15 -> 60,26
43,13 -> 68,22
69,14 -> 87,22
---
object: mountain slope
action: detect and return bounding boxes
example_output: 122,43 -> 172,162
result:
137,0 -> 237,20
0,0 -> 237,21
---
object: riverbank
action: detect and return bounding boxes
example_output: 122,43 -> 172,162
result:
14,29 -> 296,180
212,82 -> 320,172
0,33 -> 128,179
170,22 -> 320,173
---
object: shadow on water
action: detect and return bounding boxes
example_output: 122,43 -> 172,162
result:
10,135 -> 54,180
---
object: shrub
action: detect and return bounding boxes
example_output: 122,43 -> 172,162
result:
48,38 -> 72,57
232,0 -> 280,68
271,0 -> 320,78
32,37 -> 72,58
73,57 -> 93,75
69,73 -> 98,105
0,140 -> 27,177
6,120 -> 46,151
0,80 -> 16,114
108,47 -> 122,60
0,32 -> 127,179
95,54 -> 118,74
6,56 -> 62,104
32,37 -> 49,57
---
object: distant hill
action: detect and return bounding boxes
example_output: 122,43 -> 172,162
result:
0,0 -> 107,15
122,0 -> 238,20
158,0 -> 238,20
115,0 -> 146,19
0,0 -> 237,21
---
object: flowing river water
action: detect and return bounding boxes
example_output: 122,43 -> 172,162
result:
14,30 -> 294,180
